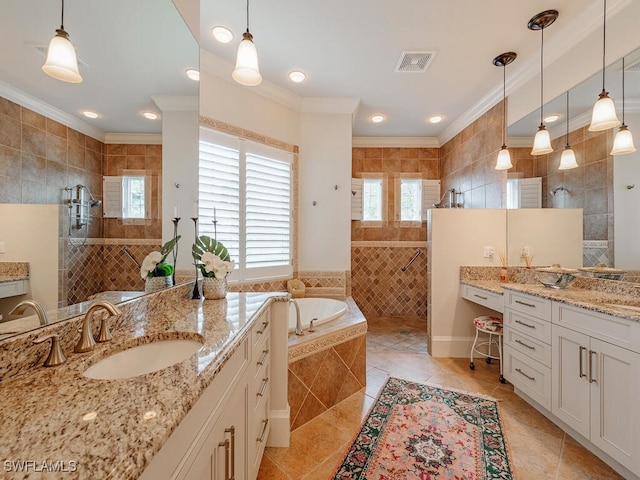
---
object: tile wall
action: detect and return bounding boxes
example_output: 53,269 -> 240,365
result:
351,147 -> 437,316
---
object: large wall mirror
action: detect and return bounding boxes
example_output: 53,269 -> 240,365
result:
0,0 -> 199,338
508,46 -> 640,274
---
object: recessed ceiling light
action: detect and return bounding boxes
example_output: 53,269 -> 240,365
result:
143,112 -> 159,120
186,69 -> 200,81
288,71 -> 306,83
544,114 -> 560,123
211,26 -> 234,44
429,115 -> 443,124
82,110 -> 99,119
371,115 -> 385,123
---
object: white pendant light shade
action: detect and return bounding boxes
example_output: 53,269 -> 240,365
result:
495,146 -> 513,170
559,146 -> 578,170
611,124 -> 637,155
232,32 -> 262,86
42,29 -> 82,83
531,125 -> 553,155
589,92 -> 620,131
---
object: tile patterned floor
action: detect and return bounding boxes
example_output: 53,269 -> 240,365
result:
258,316 -> 624,480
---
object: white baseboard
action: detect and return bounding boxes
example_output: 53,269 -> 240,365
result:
266,407 -> 290,447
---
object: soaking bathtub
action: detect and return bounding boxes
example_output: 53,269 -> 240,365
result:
287,298 -> 348,332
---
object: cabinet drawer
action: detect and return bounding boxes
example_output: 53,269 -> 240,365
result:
504,308 -> 552,344
461,285 -> 503,313
505,290 -> 552,319
553,302 -> 640,354
252,311 -> 271,346
504,325 -> 551,367
504,345 -> 551,411
249,396 -> 270,479
252,363 -> 270,412
252,333 -> 270,377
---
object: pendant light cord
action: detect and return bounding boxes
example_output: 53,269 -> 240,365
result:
502,64 -> 506,147
602,0 -> 607,92
60,0 -> 65,29
621,57 -> 625,124
565,91 -> 570,147
246,0 -> 250,32
539,26 -> 545,126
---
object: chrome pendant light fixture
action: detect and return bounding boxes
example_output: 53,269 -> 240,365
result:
589,0 -> 620,131
493,52 -> 517,170
559,91 -> 578,170
232,0 -> 262,86
610,57 -> 636,155
529,10 -> 558,156
42,0 -> 82,83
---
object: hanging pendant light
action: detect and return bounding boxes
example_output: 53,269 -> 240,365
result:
42,0 -> 82,83
529,10 -> 558,156
611,57 -> 636,155
232,0 -> 262,86
559,91 -> 578,170
493,52 -> 517,170
589,0 -> 620,131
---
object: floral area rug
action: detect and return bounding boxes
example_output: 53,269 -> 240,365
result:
334,377 -> 515,479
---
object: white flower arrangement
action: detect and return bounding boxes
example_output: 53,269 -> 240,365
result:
192,235 -> 234,278
201,252 -> 235,278
140,236 -> 180,279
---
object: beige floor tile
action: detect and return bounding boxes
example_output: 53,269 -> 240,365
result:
556,435 -> 624,480
365,366 -> 389,398
257,455 -> 291,480
301,448 -> 348,480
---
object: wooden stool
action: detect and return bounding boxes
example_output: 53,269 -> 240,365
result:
469,315 -> 505,383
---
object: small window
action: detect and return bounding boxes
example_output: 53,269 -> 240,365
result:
400,179 -> 422,221
123,176 -> 145,219
363,178 -> 383,221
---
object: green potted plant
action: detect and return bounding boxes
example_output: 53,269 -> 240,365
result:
192,235 -> 235,299
140,236 -> 180,293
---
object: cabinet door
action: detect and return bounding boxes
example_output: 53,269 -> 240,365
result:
184,382 -> 248,480
552,325 -> 590,438
590,338 -> 639,473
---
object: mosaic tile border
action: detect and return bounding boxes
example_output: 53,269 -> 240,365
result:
288,323 -> 368,363
584,240 -> 608,248
199,116 -> 298,154
351,241 -> 428,248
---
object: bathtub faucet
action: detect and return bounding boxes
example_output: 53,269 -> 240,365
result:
289,298 -> 304,336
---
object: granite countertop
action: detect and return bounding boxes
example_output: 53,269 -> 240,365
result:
461,277 -> 640,322
0,289 -> 287,479
0,262 -> 29,283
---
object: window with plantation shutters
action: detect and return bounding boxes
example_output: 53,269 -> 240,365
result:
198,127 -> 293,282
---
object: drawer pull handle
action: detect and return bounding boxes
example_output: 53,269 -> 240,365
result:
514,319 -> 536,329
474,294 -> 488,300
257,419 -> 269,442
218,438 -> 230,480
515,339 -> 535,350
256,321 -> 269,335
224,426 -> 235,480
257,377 -> 269,397
579,346 -> 587,378
257,349 -> 269,366
515,300 -> 536,308
515,368 -> 535,382
589,350 -> 597,384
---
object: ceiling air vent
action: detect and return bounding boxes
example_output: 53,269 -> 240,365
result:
395,51 -> 436,73
31,45 -> 90,70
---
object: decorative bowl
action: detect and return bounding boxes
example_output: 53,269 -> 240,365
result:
535,266 -> 579,289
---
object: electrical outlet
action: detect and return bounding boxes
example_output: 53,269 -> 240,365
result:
0,242 -> 5,254
522,245 -> 531,257
483,246 -> 495,258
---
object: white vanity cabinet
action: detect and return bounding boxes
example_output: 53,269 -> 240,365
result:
503,290 -> 553,410
552,304 -> 640,475
141,307 -> 277,480
460,285 -> 503,313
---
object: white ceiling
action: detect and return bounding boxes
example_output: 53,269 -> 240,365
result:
2,0 -> 640,143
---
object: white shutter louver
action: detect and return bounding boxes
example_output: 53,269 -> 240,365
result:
519,177 -> 542,208
102,176 -> 123,218
421,179 -> 441,220
351,178 -> 363,220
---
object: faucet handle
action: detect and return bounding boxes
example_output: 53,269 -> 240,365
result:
33,334 -> 67,367
96,317 -> 113,343
308,318 -> 317,333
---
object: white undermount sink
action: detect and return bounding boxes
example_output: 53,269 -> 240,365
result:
604,303 -> 640,313
83,338 -> 204,380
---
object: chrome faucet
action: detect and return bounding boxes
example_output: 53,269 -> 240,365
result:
75,301 -> 122,353
9,300 -> 50,326
289,298 -> 304,336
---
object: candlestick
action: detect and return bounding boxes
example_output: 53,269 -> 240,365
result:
192,201 -> 198,219
171,217 -> 180,285
173,204 -> 178,218
191,217 -> 201,300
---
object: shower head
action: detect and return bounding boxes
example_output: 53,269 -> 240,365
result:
74,184 -> 101,207
90,199 -> 102,208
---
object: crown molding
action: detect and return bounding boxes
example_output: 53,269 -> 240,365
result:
104,133 -> 162,145
301,98 -> 360,117
352,136 -> 439,148
151,95 -> 198,111
0,80 -> 106,142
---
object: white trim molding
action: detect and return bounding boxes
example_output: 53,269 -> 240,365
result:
352,136 -> 439,148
